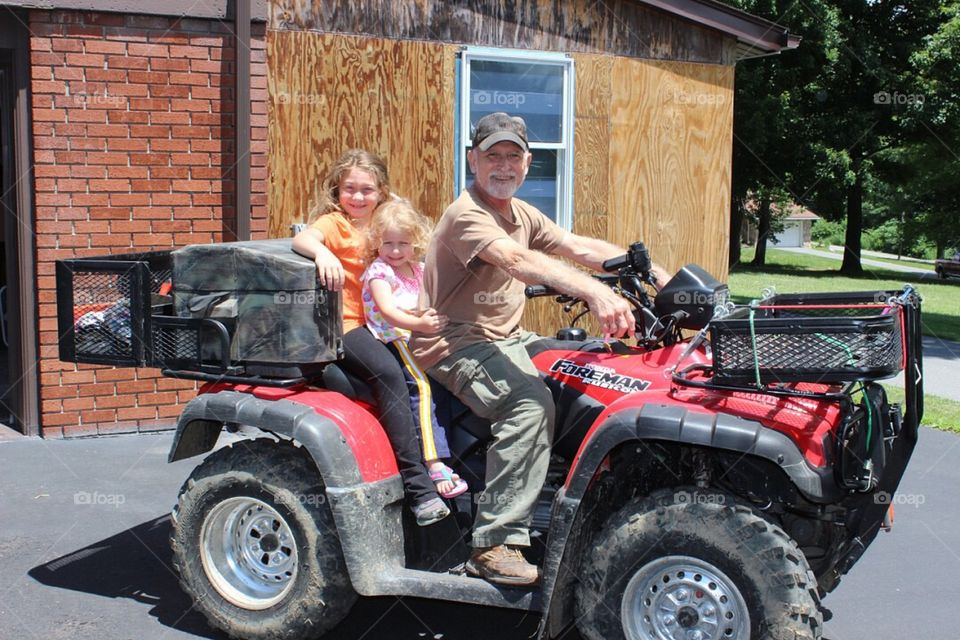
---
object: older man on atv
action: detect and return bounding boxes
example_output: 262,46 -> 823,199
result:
411,112 -> 668,586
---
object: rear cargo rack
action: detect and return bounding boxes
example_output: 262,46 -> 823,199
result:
56,250 -> 173,368
56,242 -> 342,388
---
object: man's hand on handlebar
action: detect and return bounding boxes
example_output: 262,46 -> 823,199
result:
585,284 -> 636,339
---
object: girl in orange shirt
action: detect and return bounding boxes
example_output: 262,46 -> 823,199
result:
293,149 -> 449,526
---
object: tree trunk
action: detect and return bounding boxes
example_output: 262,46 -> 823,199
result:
840,163 -> 864,275
729,196 -> 743,267
752,196 -> 771,266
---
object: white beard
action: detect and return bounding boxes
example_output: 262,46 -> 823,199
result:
482,175 -> 520,200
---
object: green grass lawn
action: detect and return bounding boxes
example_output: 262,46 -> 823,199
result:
859,254 -> 935,271
810,245 -> 936,271
883,384 -> 960,434
729,247 -> 960,342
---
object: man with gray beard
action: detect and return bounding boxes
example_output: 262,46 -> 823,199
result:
411,112 -> 668,586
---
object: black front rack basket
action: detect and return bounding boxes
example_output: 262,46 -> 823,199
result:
709,290 -> 910,385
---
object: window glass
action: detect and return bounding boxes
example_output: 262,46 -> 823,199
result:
459,50 -> 574,228
469,61 -> 564,143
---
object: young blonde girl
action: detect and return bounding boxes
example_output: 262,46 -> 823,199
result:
361,200 -> 467,499
292,149 -> 450,526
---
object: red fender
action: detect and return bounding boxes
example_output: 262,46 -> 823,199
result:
200,383 -> 399,483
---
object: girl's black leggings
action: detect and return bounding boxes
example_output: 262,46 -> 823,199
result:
341,326 -> 436,504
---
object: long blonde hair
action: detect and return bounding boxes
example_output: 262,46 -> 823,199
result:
307,149 -> 391,222
366,198 -> 433,262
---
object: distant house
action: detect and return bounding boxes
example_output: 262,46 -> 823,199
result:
742,201 -> 820,248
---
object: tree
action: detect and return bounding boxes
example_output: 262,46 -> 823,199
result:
726,1 -> 943,272
885,1 -> 960,257
818,1 -> 942,273
726,0 -> 841,267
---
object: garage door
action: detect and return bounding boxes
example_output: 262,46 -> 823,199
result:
770,222 -> 802,247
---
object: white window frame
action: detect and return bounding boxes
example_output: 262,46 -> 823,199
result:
456,47 -> 576,230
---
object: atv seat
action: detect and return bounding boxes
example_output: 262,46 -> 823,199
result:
319,362 -> 376,406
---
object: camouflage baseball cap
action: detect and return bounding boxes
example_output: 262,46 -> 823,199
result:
472,112 -> 529,151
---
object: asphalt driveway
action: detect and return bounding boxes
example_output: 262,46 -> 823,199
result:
890,335 -> 960,402
1,425 -> 958,640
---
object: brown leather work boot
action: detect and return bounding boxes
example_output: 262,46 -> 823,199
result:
466,545 -> 541,586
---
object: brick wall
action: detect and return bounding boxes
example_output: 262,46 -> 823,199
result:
30,10 -> 268,437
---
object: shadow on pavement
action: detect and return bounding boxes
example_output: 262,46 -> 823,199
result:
25,516 -> 844,640
27,515 -> 221,638
26,515 -> 548,640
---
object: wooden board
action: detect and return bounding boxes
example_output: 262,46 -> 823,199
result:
266,30 -> 456,236
523,56 -> 734,337
609,58 -> 734,280
269,0 -> 734,64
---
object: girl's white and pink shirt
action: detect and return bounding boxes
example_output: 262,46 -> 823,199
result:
361,257 -> 424,343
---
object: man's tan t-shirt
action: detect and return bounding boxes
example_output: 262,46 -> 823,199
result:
410,186 -> 566,369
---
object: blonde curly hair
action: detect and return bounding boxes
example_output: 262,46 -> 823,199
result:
365,198 -> 433,262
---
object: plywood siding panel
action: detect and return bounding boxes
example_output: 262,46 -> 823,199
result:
524,56 -> 734,337
270,0 -> 734,64
267,31 -> 456,236
572,53 -> 612,118
573,117 -> 610,221
572,53 -> 611,234
382,40 -> 457,219
608,58 -> 734,280
267,30 -> 331,233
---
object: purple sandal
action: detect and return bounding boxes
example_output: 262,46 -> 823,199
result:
430,465 -> 469,499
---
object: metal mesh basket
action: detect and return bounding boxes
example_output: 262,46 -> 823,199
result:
71,271 -> 135,359
710,292 -> 905,384
149,316 -> 231,372
56,252 -> 172,367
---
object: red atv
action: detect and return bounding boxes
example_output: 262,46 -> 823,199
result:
57,240 -> 923,640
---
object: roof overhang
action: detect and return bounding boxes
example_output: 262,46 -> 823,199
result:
640,0 -> 801,60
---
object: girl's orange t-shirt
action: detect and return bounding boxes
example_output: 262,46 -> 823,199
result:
311,211 -> 367,333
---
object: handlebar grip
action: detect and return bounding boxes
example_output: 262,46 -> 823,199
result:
602,254 -> 629,273
602,241 -> 651,273
524,284 -> 558,298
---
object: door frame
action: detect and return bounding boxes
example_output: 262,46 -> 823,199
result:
0,8 -> 40,436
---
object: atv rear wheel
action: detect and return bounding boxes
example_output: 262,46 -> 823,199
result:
575,488 -> 821,640
171,439 -> 356,640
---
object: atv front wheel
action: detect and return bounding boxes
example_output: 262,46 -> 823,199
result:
171,439 -> 356,640
575,488 -> 821,640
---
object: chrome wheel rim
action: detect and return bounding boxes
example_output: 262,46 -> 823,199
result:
200,497 -> 298,609
622,555 -> 750,640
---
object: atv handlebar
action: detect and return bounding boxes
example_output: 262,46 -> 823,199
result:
524,242 -> 676,348
524,284 -> 557,298
523,243 -> 654,298
601,241 -> 652,274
